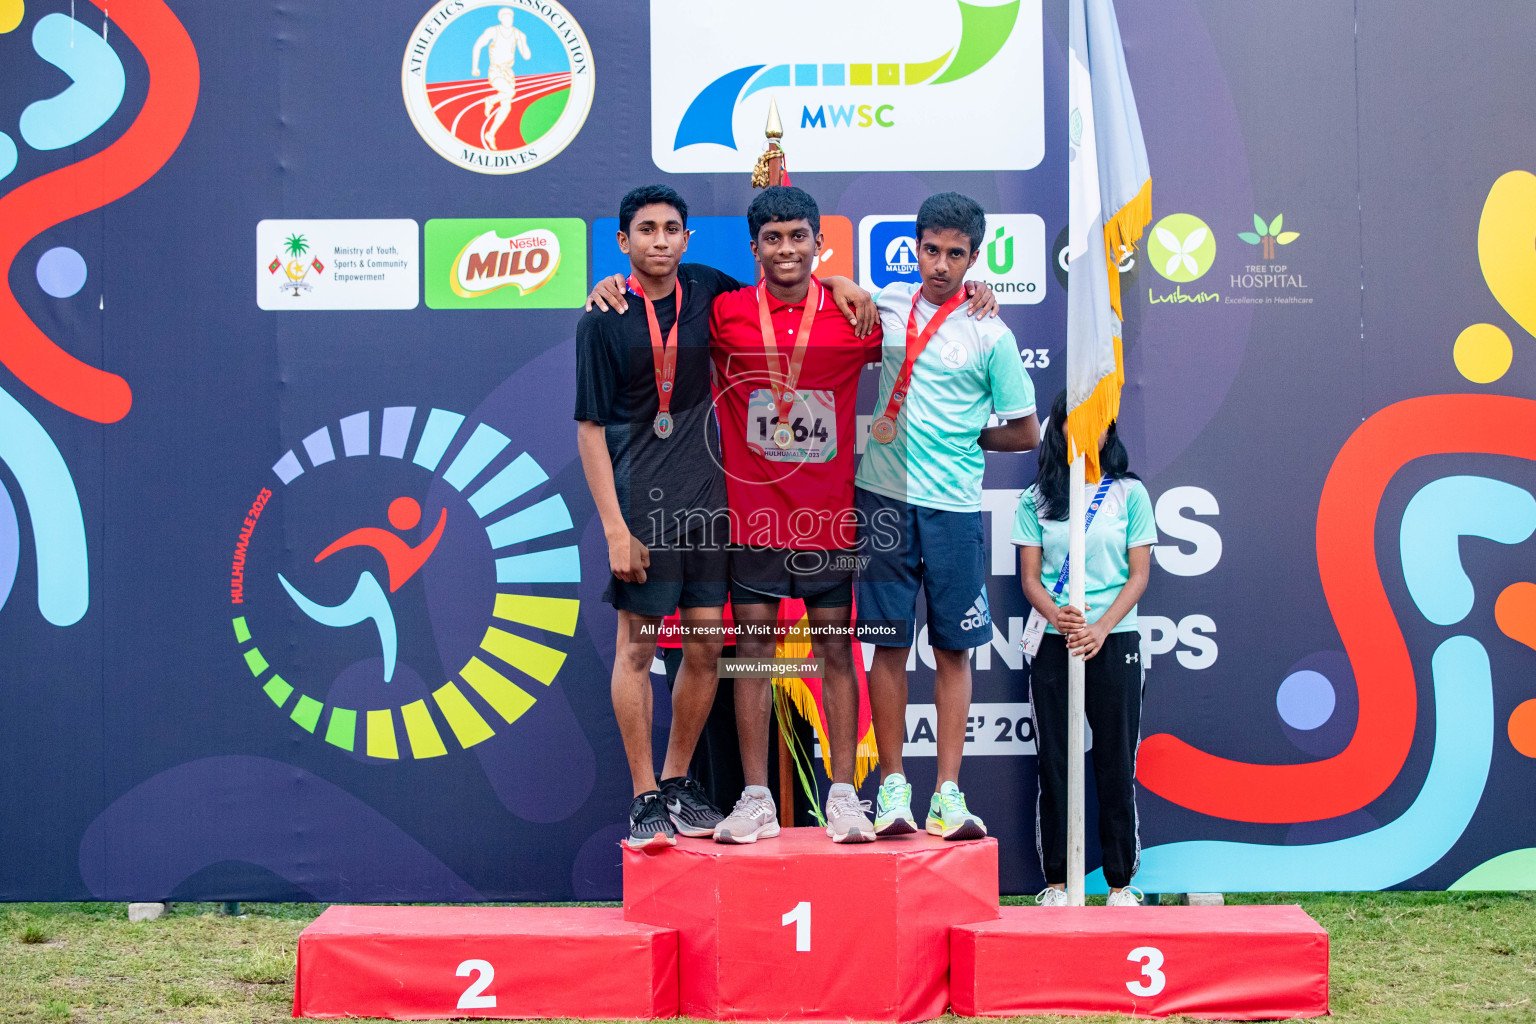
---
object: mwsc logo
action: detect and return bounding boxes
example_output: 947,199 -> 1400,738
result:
401,0 -> 594,175
651,0 -> 1042,173
228,406 -> 582,761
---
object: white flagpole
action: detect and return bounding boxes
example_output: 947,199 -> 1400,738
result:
1066,451 -> 1087,906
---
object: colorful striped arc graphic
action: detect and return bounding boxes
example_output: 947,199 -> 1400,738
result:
237,406 -> 580,761
673,0 -> 1019,150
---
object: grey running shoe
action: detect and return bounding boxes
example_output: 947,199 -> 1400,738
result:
661,776 -> 724,838
713,787 -> 780,844
626,791 -> 677,851
825,786 -> 876,843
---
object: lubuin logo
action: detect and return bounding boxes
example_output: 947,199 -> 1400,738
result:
1149,214 -> 1216,282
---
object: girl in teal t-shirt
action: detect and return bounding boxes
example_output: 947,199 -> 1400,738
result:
1011,392 -> 1156,906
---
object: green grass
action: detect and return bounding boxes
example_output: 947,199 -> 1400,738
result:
0,894 -> 1532,1022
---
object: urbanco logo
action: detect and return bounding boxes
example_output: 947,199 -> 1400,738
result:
228,405 -> 582,761
402,0 -> 594,175
425,218 -> 587,309
651,0 -> 1043,173
1148,213 -> 1216,282
859,214 -> 1045,304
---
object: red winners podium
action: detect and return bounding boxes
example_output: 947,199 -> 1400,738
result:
623,827 -> 1000,1022
951,904 -> 1329,1019
293,906 -> 678,1020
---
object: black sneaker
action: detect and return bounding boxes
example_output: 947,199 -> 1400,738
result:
626,791 -> 677,850
661,776 -> 725,838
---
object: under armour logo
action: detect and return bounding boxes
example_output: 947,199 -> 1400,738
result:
1126,652 -> 1139,664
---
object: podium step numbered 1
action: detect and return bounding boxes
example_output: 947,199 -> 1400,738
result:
623,828 -> 1001,1022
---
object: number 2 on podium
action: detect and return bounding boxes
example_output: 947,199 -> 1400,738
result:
456,959 -> 496,1009
781,901 -> 811,951
1126,946 -> 1166,997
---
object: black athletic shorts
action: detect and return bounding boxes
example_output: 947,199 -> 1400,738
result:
727,545 -> 855,608
602,529 -> 728,617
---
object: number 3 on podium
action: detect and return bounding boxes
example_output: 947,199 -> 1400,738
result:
781,901 -> 811,952
1126,946 -> 1166,997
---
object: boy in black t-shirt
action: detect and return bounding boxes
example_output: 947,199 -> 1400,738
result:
576,185 -> 737,849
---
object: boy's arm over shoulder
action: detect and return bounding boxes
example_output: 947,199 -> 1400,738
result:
682,262 -> 749,301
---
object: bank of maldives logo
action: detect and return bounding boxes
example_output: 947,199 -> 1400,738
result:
425,218 -> 587,308
402,0 -> 594,175
859,214 -> 1046,304
228,406 -> 581,761
1147,213 -> 1217,282
650,0 -> 1043,174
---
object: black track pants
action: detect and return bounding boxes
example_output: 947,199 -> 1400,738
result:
1029,630 -> 1143,889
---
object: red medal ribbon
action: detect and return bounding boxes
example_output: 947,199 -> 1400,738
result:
755,277 -> 820,426
876,286 -> 969,424
629,273 -> 682,418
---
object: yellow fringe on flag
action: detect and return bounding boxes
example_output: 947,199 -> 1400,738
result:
1065,334 -> 1123,484
1102,177 -> 1152,323
773,617 -> 879,788
1068,177 -> 1148,482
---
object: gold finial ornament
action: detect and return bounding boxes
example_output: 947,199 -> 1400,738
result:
751,97 -> 787,189
765,97 -> 784,139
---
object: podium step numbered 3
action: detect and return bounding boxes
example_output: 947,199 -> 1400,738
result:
951,904 -> 1329,1019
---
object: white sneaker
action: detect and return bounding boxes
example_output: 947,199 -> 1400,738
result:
1106,887 -> 1145,907
714,787 -> 780,844
825,784 -> 875,843
1036,886 -> 1069,907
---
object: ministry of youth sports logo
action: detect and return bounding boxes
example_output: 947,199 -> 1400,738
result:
227,405 -> 581,761
402,0 -> 594,175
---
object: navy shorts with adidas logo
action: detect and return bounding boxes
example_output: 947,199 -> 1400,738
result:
853,488 -> 992,650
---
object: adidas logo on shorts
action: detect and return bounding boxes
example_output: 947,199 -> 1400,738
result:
960,591 -> 990,632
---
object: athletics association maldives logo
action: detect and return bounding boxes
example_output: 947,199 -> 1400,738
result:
651,0 -> 1043,173
402,0 -> 594,175
228,406 -> 581,761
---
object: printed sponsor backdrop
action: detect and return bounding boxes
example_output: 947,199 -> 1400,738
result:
1,0 -> 1534,900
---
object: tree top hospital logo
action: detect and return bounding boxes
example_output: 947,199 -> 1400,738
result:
402,0 -> 593,175
228,406 -> 581,762
651,0 -> 1043,173
1147,213 -> 1216,282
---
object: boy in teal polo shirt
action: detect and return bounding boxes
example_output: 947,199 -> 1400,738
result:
854,192 -> 1040,839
